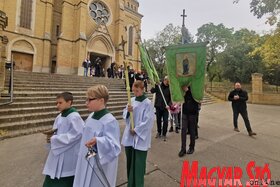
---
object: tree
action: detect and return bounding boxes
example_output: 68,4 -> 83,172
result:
219,29 -> 264,83
143,23 -> 185,78
252,28 -> 280,87
234,0 -> 280,26
196,23 -> 234,72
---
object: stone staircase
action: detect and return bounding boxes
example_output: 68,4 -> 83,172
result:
0,71 -> 220,140
0,72 -> 134,139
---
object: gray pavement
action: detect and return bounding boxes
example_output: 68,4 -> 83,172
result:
0,102 -> 280,187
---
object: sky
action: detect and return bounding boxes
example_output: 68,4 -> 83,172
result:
138,0 -> 275,40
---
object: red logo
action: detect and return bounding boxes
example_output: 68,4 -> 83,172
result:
180,161 -> 271,187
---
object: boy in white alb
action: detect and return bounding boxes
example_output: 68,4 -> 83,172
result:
42,92 -> 84,187
73,85 -> 121,187
122,80 -> 155,187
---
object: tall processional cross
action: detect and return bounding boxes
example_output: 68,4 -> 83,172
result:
181,9 -> 187,27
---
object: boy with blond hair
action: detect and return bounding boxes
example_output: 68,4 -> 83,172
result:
73,85 -> 121,187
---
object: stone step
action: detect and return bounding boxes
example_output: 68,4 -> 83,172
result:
0,71 -> 150,140
0,109 -> 123,129
11,79 -> 124,84
12,75 -> 123,82
0,103 -> 126,116
0,114 -> 124,140
12,87 -> 125,92
11,91 -> 131,97
0,98 -> 130,108
0,124 -> 53,140
8,83 -> 125,90
8,71 -> 106,79
8,93 -> 152,102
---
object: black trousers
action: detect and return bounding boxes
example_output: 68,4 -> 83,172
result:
181,113 -> 197,150
195,111 -> 199,137
232,107 -> 252,132
155,107 -> 169,136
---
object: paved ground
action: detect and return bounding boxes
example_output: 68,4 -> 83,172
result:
0,102 -> 280,187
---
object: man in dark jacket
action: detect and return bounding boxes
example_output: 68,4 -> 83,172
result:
128,68 -> 135,92
151,76 -> 171,141
178,86 -> 198,157
228,82 -> 256,136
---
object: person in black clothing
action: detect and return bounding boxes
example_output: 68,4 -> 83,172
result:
107,67 -> 111,78
150,76 -> 171,141
228,82 -> 257,136
195,102 -> 201,139
82,59 -> 89,77
178,86 -> 198,156
142,73 -> 148,92
111,62 -> 116,78
128,68 -> 135,92
95,61 -> 101,77
134,71 -> 142,81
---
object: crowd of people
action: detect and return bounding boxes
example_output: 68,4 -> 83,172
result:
42,75 -> 256,187
82,59 -> 125,79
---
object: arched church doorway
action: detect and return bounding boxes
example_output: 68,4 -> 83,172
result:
89,52 -> 111,77
87,33 -> 115,77
10,39 -> 35,72
12,51 -> 33,72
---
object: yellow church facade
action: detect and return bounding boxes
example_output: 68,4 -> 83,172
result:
0,0 -> 142,75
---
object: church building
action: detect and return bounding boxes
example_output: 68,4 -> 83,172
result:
0,0 -> 142,75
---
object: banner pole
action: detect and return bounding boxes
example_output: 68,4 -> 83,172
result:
120,35 -> 134,129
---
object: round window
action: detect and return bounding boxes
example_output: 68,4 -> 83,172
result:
89,1 -> 110,24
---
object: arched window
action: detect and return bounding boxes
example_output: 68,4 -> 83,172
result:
128,26 -> 133,56
20,0 -> 33,29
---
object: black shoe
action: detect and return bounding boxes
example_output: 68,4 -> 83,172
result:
187,148 -> 194,154
248,131 -> 257,136
234,128 -> 240,132
175,128 -> 179,133
169,127 -> 174,132
155,133 -> 161,138
178,149 -> 186,157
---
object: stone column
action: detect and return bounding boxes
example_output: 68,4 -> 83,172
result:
0,39 -> 5,95
252,73 -> 263,94
0,10 -> 8,97
41,0 -> 54,73
75,0 -> 87,76
251,73 -> 263,103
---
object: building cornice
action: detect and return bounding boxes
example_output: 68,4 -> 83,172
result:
124,7 -> 143,18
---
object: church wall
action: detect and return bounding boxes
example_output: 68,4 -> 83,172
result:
0,0 -> 142,75
51,0 -> 63,61
1,0 -> 53,73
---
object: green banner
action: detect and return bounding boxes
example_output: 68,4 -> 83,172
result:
165,43 -> 207,103
138,44 -> 160,87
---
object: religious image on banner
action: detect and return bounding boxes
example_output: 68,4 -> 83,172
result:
165,43 -> 207,103
176,53 -> 196,77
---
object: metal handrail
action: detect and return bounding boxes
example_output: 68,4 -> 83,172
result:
0,56 -> 14,106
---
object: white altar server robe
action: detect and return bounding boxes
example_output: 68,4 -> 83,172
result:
43,111 -> 84,179
121,97 -> 154,151
73,112 -> 121,187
